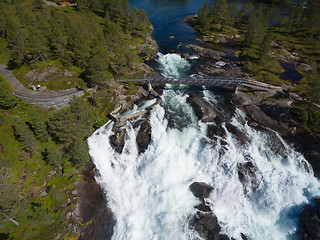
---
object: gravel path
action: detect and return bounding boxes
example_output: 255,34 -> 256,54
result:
0,64 -> 84,108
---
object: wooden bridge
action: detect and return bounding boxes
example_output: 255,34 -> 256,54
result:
118,76 -> 282,92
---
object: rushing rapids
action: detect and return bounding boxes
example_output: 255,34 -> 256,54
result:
87,53 -> 320,240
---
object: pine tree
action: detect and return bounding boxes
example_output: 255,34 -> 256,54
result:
28,110 -> 50,142
68,139 -> 90,167
13,118 -> 38,153
198,1 -> 210,31
306,64 -> 320,105
45,143 -> 64,168
259,30 -> 273,65
0,81 -> 17,110
214,0 -> 230,25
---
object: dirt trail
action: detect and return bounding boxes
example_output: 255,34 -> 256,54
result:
0,64 -> 84,108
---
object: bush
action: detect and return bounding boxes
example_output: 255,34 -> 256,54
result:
0,81 -> 17,110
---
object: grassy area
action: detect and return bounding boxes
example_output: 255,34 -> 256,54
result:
0,103 -> 80,239
12,60 -> 82,91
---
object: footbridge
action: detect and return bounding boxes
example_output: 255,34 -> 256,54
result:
118,76 -> 282,92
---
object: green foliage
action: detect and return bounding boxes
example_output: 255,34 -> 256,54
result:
0,112 -> 8,126
308,109 -> 320,133
306,65 -> 320,105
291,107 -> 309,125
0,77 -> 17,110
44,142 -> 64,168
49,97 -> 94,144
89,92 -> 101,108
0,0 -> 152,86
28,109 -> 50,141
0,167 -> 20,212
12,117 -> 38,153
68,139 -> 90,167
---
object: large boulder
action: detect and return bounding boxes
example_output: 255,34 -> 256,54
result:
237,157 -> 262,196
109,129 -> 128,154
188,96 -> 217,123
189,182 -> 214,200
136,120 -> 152,154
243,104 -> 288,133
190,212 -> 229,240
300,204 -> 320,240
225,123 -> 249,146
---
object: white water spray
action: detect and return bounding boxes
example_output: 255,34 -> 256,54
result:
157,53 -> 190,78
87,53 -> 320,240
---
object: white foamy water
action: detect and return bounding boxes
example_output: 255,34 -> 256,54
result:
87,53 -> 320,240
157,53 -> 190,78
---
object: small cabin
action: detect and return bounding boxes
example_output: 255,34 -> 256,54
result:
60,0 -> 77,6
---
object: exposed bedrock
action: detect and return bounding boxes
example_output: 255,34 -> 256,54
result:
186,44 -> 226,61
109,129 -> 128,154
189,182 -> 231,240
225,123 -> 249,146
300,201 -> 320,240
187,94 -> 217,123
78,162 -> 115,240
189,182 -> 214,200
237,157 -> 262,196
134,119 -> 152,154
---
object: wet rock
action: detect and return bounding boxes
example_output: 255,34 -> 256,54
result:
186,44 -> 226,60
243,104 -> 288,133
259,100 -> 291,124
241,233 -> 249,240
77,162 -> 115,240
300,204 -> 320,240
195,203 -> 212,212
218,234 -> 230,240
190,212 -> 226,240
109,129 -> 128,154
237,158 -> 262,195
188,96 -> 217,123
225,123 -> 249,146
136,120 -> 152,154
189,182 -> 214,199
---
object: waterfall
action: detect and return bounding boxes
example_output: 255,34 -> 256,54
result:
87,53 -> 320,240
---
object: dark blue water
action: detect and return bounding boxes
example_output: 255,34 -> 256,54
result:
129,0 -> 205,52
129,0 -> 254,53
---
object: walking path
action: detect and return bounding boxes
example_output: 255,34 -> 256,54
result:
0,64 -> 84,108
42,0 -> 58,6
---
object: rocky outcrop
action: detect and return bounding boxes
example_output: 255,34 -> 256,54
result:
237,158 -> 262,196
243,104 -> 288,133
135,119 -> 152,154
186,44 -> 226,61
77,162 -> 115,240
300,203 -> 320,240
109,129 -> 128,154
188,95 -> 217,123
190,212 -> 227,240
189,182 -> 214,200
225,123 -> 249,146
138,33 -> 159,61
189,182 -> 229,240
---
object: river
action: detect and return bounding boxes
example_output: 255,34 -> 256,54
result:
87,1 -> 320,239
